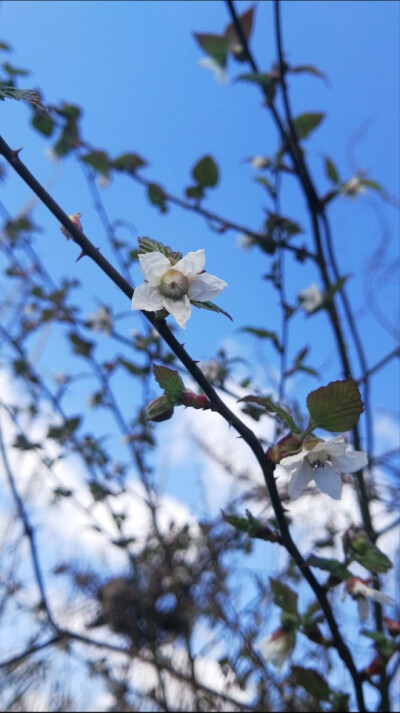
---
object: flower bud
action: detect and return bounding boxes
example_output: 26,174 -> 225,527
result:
145,395 -> 174,422
60,212 -> 82,240
267,433 -> 303,464
178,389 -> 211,410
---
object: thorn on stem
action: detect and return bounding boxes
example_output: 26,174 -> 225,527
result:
76,246 -> 100,262
11,147 -> 23,162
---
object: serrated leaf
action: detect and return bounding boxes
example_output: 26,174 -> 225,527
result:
291,666 -> 331,701
293,112 -> 324,140
270,578 -> 298,616
306,555 -> 352,581
306,378 -> 364,432
137,236 -> 182,263
324,157 -> 340,184
0,86 -> 47,110
238,395 -> 300,433
112,152 -> 147,173
81,150 -> 110,176
153,365 -> 185,404
190,299 -> 232,321
68,332 -> 94,358
193,32 -> 230,68
192,155 -> 219,188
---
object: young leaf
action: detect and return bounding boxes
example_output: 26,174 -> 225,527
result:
68,332 -> 94,358
270,578 -> 298,616
192,155 -> 219,188
0,86 -> 47,111
289,64 -> 329,86
81,150 -> 110,176
306,378 -> 364,432
239,395 -> 300,433
306,555 -> 352,581
193,32 -> 230,68
147,182 -> 168,212
153,365 -> 185,404
190,299 -> 232,321
293,112 -> 324,140
31,110 -> 55,137
324,157 -> 340,185
112,152 -> 147,173
138,236 -> 182,263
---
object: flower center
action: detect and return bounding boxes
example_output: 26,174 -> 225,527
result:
159,269 -> 189,300
307,451 -> 328,470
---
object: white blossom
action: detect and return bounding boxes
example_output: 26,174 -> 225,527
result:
279,436 -> 368,500
297,283 -> 324,313
131,249 -> 227,329
340,175 -> 366,198
250,156 -> 271,170
87,306 -> 112,335
344,576 -> 395,622
259,628 -> 294,669
198,57 -> 228,84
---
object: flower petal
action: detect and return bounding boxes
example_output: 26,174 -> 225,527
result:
162,295 -> 192,328
280,449 -> 307,470
331,450 -> 368,473
131,283 -> 164,311
188,272 -> 227,301
174,250 -> 205,278
288,460 -> 313,499
138,251 -> 171,285
314,465 -> 342,499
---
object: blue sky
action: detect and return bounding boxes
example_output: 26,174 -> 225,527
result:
0,2 -> 399,709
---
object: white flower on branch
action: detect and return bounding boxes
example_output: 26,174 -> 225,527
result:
86,306 -> 113,336
259,628 -> 294,669
340,174 -> 366,198
297,283 -> 324,313
344,576 -> 395,622
131,249 -> 227,329
279,436 -> 368,500
198,57 -> 228,84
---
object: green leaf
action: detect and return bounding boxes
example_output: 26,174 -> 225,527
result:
306,555 -> 352,581
88,480 -> 113,501
324,157 -> 340,184
241,327 -> 282,353
346,532 -> 392,574
293,112 -> 325,140
13,434 -> 41,451
147,182 -> 168,212
270,578 -> 298,616
185,185 -> 205,200
153,365 -> 185,404
68,332 -> 94,358
112,152 -> 147,173
222,510 -> 280,543
193,32 -> 230,68
192,155 -> 219,188
117,357 -> 147,376
291,666 -> 331,701
360,178 -> 382,192
289,64 -> 329,86
236,72 -> 277,100
81,150 -> 110,176
225,4 -> 255,44
137,236 -> 182,263
238,395 -> 300,433
306,378 -> 364,432
31,110 -> 55,137
2,61 -> 29,76
190,299 -> 232,321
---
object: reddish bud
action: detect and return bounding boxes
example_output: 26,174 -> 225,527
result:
178,390 -> 211,410
267,433 -> 303,464
361,654 -> 384,680
384,617 -> 400,637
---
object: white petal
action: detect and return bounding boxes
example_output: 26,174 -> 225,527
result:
288,460 -> 313,499
357,598 -> 370,622
331,450 -> 368,473
280,449 -> 307,470
314,466 -> 342,499
367,590 -> 395,606
188,273 -> 227,301
315,436 -> 345,456
174,250 -> 205,278
138,251 -> 171,285
162,295 -> 192,328
131,283 -> 164,311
